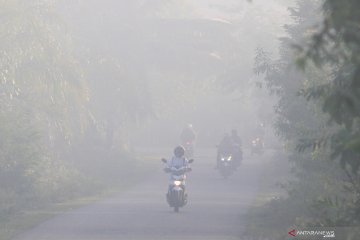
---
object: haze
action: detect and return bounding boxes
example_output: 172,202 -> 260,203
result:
2,0 -> 359,240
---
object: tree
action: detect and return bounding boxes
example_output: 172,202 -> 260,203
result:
0,0 -> 88,218
245,1 -> 360,239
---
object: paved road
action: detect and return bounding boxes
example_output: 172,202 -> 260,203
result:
14,148 -> 272,240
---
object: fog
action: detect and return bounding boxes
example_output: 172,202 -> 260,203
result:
3,0 -> 359,240
59,0 -> 291,148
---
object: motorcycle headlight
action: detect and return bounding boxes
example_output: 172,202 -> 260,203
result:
221,158 -> 225,161
174,181 -> 182,186
227,156 -> 232,161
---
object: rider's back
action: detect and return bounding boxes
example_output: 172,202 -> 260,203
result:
167,156 -> 188,168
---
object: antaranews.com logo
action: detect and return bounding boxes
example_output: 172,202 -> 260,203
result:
288,228 -> 335,239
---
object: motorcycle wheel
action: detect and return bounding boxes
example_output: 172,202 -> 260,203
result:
174,206 -> 179,213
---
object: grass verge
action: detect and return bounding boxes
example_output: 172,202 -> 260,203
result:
241,150 -> 292,240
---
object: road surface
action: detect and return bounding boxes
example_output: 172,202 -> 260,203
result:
14,148 -> 272,240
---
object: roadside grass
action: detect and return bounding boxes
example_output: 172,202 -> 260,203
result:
251,149 -> 290,205
241,149 -> 293,240
242,150 -> 360,240
0,154 -> 158,240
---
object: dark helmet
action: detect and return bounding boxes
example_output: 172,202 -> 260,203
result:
174,145 -> 185,158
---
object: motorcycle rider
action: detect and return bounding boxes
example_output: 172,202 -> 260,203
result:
216,134 -> 233,168
180,124 -> 196,158
166,145 -> 190,170
216,130 -> 243,169
180,124 -> 196,145
251,123 -> 265,154
165,146 -> 190,200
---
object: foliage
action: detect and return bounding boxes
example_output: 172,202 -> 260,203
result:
0,0 -> 90,222
298,0 -> 360,175
0,1 -> 223,231
297,0 -> 360,230
246,0 -> 360,239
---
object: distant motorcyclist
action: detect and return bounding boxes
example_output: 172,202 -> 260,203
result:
251,137 -> 264,155
216,134 -> 233,168
180,124 -> 196,144
251,123 -> 265,155
216,130 -> 242,169
180,124 -> 196,158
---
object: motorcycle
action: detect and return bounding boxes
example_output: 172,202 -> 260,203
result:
217,152 -> 236,178
161,158 -> 194,213
216,142 -> 242,178
251,137 -> 264,155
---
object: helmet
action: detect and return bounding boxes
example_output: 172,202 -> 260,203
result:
174,146 -> 185,158
231,129 -> 238,135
